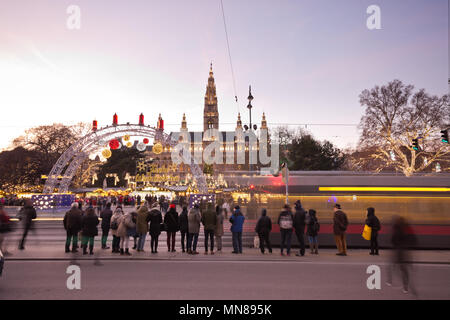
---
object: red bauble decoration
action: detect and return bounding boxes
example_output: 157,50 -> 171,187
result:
109,139 -> 120,150
143,138 -> 149,144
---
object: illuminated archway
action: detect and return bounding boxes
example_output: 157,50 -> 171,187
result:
43,124 -> 207,194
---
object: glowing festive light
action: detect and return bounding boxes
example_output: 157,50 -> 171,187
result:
143,138 -> 149,144
137,142 -> 146,151
109,139 -> 120,150
123,135 -> 130,142
318,187 -> 450,192
126,141 -> 133,148
153,142 -> 163,154
102,149 -> 112,158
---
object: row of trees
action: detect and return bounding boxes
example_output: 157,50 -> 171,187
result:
0,123 -> 90,193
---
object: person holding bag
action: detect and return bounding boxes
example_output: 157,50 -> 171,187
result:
117,209 -> 136,256
277,204 -> 294,256
110,206 -> 123,253
365,207 -> 381,255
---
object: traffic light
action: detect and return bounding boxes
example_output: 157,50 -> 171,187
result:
412,138 -> 419,151
441,130 -> 449,143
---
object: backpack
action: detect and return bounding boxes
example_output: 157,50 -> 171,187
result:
279,214 -> 293,229
110,218 -> 119,230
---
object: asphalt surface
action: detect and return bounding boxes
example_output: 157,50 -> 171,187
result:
1,258 -> 449,300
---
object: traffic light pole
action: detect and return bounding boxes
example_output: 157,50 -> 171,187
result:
285,168 -> 289,205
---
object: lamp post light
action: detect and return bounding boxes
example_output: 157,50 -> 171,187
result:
243,86 -> 257,174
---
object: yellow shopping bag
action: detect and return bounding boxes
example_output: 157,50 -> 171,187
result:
362,224 -> 372,240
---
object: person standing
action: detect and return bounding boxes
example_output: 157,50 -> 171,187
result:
136,204 -> 149,252
0,205 -> 12,255
63,202 -> 82,253
306,209 -> 320,254
214,205 -> 224,253
148,203 -> 162,254
293,200 -> 307,257
366,207 -> 381,255
18,199 -> 37,250
333,204 -> 349,256
278,204 -> 294,256
164,204 -> 179,252
137,195 -> 142,207
222,201 -> 230,219
178,206 -> 189,253
110,206 -> 123,253
201,203 -> 217,255
81,207 -> 99,255
187,204 -> 201,254
386,216 -> 417,295
117,209 -> 136,256
255,208 -> 272,254
230,206 -> 245,254
100,203 -> 113,249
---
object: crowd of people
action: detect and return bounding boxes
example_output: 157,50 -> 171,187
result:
56,198 -> 386,259
0,197 -> 388,257
0,197 -> 420,293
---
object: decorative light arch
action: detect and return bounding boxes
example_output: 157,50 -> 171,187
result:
43,123 -> 207,194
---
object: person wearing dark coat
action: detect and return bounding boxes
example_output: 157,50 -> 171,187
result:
306,209 -> 320,254
164,204 -> 179,252
293,200 -> 307,257
100,203 -> 113,249
365,207 -> 381,255
18,199 -> 37,250
63,202 -> 83,253
178,206 -> 189,253
81,207 -> 99,255
255,208 -> 272,254
387,216 -> 417,295
277,204 -> 294,256
333,204 -> 349,256
201,203 -> 217,254
148,204 -> 163,253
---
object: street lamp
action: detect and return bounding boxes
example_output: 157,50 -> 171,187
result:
243,86 -> 257,174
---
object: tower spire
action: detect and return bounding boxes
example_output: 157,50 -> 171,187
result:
181,113 -> 187,131
261,112 -> 267,129
204,64 -> 219,132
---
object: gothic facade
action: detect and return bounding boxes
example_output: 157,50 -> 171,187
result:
145,65 -> 269,177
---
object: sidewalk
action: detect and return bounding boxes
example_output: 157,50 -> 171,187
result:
3,243 -> 450,264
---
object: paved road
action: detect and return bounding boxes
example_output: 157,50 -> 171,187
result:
1,258 -> 449,300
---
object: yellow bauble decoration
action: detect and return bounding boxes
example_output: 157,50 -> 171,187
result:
123,135 -> 130,142
102,149 -> 112,159
153,143 -> 163,154
126,142 -> 133,148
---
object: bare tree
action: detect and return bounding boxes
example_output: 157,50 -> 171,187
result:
358,80 -> 449,175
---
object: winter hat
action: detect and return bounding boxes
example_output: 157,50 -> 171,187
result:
261,208 -> 267,216
169,204 -> 176,209
334,204 -> 341,210
367,207 -> 375,216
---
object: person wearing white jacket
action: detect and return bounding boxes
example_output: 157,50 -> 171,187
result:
117,210 -> 136,256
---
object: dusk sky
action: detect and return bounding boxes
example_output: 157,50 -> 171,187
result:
0,0 -> 448,150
